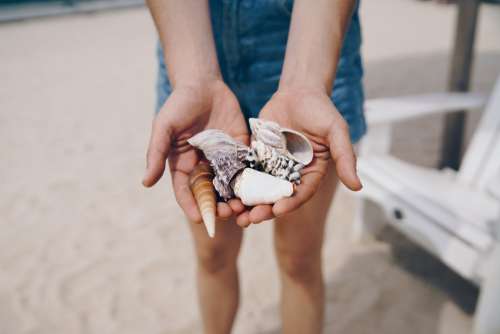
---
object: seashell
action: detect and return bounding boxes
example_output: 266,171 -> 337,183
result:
231,168 -> 294,206
187,129 -> 249,162
188,130 -> 250,200
189,163 -> 217,238
249,118 -> 313,166
249,118 -> 286,149
280,128 -> 314,165
250,140 -> 302,183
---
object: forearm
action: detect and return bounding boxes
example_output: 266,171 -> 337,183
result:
280,0 -> 356,93
146,0 -> 221,88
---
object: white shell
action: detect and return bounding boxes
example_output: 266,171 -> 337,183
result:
281,128 -> 314,165
249,118 -> 286,149
201,208 -> 215,238
187,129 -> 248,161
231,168 -> 294,206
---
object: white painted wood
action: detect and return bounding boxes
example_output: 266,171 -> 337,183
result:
369,156 -> 500,232
473,242 -> 500,334
357,76 -> 500,334
351,197 -> 367,242
351,197 -> 386,242
459,77 -> 500,187
364,92 -> 486,125
357,179 -> 482,281
485,176 -> 500,202
477,134 -> 500,191
358,124 -> 391,156
359,156 -> 496,250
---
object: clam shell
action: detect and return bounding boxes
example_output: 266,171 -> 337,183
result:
231,168 -> 294,206
281,128 -> 313,165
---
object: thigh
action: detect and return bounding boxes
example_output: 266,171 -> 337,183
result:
274,163 -> 338,255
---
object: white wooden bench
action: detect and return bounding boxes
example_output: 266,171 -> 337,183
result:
355,76 -> 500,334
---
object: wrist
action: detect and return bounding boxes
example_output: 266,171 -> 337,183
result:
279,67 -> 335,95
279,42 -> 339,95
170,67 -> 223,90
170,78 -> 231,107
173,75 -> 223,90
275,84 -> 330,100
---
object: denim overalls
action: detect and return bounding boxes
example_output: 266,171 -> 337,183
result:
156,0 -> 366,143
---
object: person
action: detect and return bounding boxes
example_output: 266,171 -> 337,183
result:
142,1 -> 365,333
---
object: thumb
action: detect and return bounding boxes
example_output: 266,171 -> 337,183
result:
142,115 -> 173,187
328,119 -> 362,191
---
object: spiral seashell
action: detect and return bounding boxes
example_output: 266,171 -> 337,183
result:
231,168 -> 294,206
250,140 -> 303,183
249,118 -> 313,166
189,163 -> 217,238
249,118 -> 286,149
281,128 -> 314,165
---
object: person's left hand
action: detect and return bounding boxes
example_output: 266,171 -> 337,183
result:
235,88 -> 362,227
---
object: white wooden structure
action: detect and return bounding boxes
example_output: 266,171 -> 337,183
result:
355,76 -> 500,334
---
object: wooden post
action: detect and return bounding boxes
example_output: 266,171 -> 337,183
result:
440,0 -> 480,170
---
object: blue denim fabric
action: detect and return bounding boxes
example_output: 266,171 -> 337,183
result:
156,0 -> 366,143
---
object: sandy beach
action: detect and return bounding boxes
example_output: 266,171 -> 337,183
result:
1,0 -> 499,333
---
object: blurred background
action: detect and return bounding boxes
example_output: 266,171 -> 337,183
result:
1,0 -> 499,333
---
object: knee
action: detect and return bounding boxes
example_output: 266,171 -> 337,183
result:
196,243 -> 238,275
276,250 -> 321,284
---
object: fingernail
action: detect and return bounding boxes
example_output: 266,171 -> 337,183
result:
357,175 -> 363,188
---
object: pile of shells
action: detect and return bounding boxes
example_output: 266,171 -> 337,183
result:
187,118 -> 313,237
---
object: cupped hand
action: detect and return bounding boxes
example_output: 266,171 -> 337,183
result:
236,88 -> 362,226
143,80 -> 249,223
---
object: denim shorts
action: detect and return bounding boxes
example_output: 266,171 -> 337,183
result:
156,0 -> 366,143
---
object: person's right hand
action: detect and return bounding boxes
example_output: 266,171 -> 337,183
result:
142,80 -> 249,223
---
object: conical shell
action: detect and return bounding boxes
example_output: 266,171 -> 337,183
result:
281,128 -> 313,165
231,168 -> 294,206
189,163 -> 216,238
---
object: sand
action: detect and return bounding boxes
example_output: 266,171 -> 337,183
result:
1,0 -> 499,333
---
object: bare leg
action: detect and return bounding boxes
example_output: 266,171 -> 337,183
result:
274,164 -> 338,334
189,218 -> 243,334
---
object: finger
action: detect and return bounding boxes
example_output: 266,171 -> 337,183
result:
236,211 -> 251,228
143,116 -> 174,187
228,199 -> 246,215
249,205 -> 274,224
217,202 -> 232,219
328,120 -> 362,191
171,170 -> 202,223
272,172 -> 320,217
